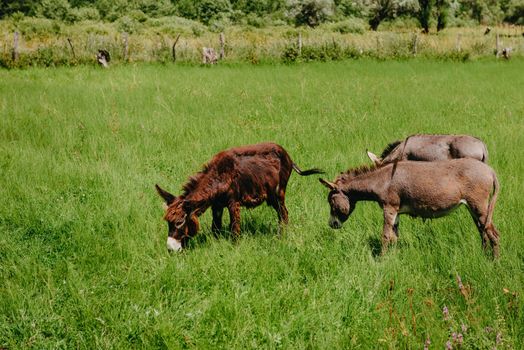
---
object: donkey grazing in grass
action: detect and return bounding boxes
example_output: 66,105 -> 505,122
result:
366,134 -> 488,166
320,158 -> 500,256
156,142 -> 323,252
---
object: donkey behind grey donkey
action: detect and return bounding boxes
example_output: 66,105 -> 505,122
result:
320,158 -> 500,256
366,134 -> 488,165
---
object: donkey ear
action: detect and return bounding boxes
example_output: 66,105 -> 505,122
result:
155,184 -> 176,205
319,178 -> 336,190
366,150 -> 381,165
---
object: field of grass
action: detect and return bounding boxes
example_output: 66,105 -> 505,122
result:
1,60 -> 523,348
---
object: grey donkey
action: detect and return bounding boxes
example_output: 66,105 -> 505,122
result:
366,134 -> 488,166
320,158 -> 500,257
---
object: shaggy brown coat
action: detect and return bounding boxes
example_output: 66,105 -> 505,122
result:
156,142 -> 323,250
320,158 -> 500,256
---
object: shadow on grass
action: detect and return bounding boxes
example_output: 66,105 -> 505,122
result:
185,217 -> 278,251
367,235 -> 382,258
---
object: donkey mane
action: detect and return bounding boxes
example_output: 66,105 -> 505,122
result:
181,168 -> 209,197
380,140 -> 402,158
339,163 -> 381,181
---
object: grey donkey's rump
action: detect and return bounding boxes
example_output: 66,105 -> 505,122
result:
367,134 -> 488,165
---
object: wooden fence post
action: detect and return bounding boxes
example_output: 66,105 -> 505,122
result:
172,33 -> 181,62
495,32 -> 500,58
123,32 -> 129,62
456,33 -> 462,52
298,32 -> 302,55
412,33 -> 418,56
12,31 -> 19,61
219,32 -> 225,60
67,38 -> 76,60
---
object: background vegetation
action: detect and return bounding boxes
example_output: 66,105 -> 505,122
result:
1,0 -> 524,29
0,0 -> 523,67
1,60 -> 523,348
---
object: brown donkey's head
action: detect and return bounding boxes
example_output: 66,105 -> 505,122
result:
319,178 -> 355,229
155,184 -> 200,252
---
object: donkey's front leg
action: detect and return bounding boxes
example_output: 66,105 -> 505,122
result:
381,205 -> 398,255
228,201 -> 241,238
211,205 -> 224,237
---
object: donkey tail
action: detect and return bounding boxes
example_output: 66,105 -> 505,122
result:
482,142 -> 489,163
292,163 -> 324,176
485,171 -> 499,226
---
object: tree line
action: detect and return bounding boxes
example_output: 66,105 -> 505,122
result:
1,0 -> 523,32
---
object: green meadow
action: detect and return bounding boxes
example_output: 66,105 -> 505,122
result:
1,60 -> 523,348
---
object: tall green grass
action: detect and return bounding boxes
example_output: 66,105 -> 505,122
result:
1,60 -> 523,348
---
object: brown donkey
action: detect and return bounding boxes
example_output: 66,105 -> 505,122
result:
156,142 -> 323,251
320,158 -> 500,256
366,134 -> 489,165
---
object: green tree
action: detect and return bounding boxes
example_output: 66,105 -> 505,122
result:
368,0 -> 397,30
37,0 -> 72,21
418,0 -> 433,33
504,0 -> 524,24
287,0 -> 335,27
458,0 -> 503,24
1,0 -> 39,18
335,0 -> 371,17
435,0 -> 448,31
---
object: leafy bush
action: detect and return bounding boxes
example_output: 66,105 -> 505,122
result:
15,18 -> 61,37
69,7 -> 101,22
281,44 -> 300,62
192,24 -> 205,36
36,0 -> 72,21
197,0 -> 232,25
336,0 -> 371,17
134,0 -> 175,17
117,15 -> 140,33
286,0 -> 335,27
331,18 -> 366,33
129,10 -> 148,23
505,0 -> 524,24
246,13 -> 268,28
282,40 -> 352,63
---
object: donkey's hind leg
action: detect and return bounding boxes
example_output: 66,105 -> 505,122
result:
269,191 -> 289,236
228,201 -> 241,239
466,201 -> 499,257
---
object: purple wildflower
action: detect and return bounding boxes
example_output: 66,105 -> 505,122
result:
461,323 -> 468,333
457,333 -> 463,345
446,340 -> 453,350
424,337 -> 431,350
443,306 -> 449,321
496,332 -> 502,345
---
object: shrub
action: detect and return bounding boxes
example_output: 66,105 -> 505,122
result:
336,0 -> 371,17
505,1 -> 524,24
281,44 -> 300,62
69,7 -> 101,22
191,24 -> 205,36
16,18 -> 61,37
197,0 -> 232,25
286,0 -> 335,27
117,15 -> 140,33
331,18 -> 366,34
36,0 -> 72,21
246,13 -> 268,28
129,10 -> 148,23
